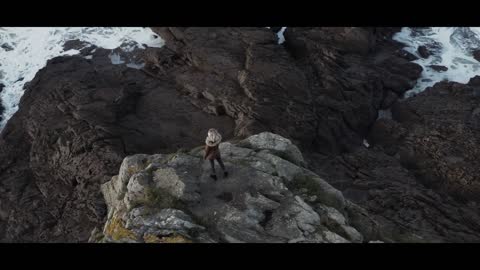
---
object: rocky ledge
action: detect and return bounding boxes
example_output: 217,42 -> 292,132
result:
91,132 -> 378,243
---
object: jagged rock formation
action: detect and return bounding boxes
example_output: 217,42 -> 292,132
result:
0,46 -> 234,242
318,77 -> 480,242
94,132 -> 375,243
148,27 -> 422,154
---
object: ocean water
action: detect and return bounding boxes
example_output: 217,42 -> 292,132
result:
277,27 -> 287,44
0,27 -> 164,128
393,27 -> 480,97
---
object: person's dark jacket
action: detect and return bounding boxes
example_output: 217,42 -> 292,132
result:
204,144 -> 220,160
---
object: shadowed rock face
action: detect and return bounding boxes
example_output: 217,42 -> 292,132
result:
384,77 -> 480,203
317,77 -> 480,242
320,147 -> 480,242
0,83 -> 4,122
0,48 -> 234,242
474,50 -> 480,62
149,27 -> 422,154
95,132 -> 373,243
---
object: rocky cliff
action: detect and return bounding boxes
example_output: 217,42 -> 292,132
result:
1,27 -> 479,243
92,132 -> 377,243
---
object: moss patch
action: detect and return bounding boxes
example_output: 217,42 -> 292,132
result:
143,233 -> 191,243
158,234 -> 192,243
288,174 -> 323,199
126,163 -> 148,176
104,216 -> 137,241
290,173 -> 346,210
143,234 -> 161,243
138,187 -> 181,210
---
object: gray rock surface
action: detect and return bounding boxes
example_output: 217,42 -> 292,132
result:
96,132 -> 368,243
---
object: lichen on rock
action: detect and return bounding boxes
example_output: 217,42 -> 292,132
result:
104,216 -> 137,242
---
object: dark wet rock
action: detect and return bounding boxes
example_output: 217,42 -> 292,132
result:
319,147 -> 480,242
381,91 -> 399,109
390,78 -> 480,203
0,83 -> 5,122
395,49 -> 419,61
314,77 -> 480,242
63,39 -> 90,51
1,43 -> 14,51
63,39 -> 98,56
473,49 -> 480,62
417,45 -> 431,58
305,74 -> 480,243
428,65 -> 448,72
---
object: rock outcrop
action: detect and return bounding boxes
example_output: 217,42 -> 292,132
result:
93,132 -> 374,243
473,49 -> 480,62
316,77 -> 480,242
428,65 -> 448,72
417,45 -> 431,58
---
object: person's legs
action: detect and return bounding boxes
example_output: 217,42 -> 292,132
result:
209,159 -> 217,180
216,157 -> 225,171
216,157 -> 228,177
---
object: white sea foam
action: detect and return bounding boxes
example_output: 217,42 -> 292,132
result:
393,27 -> 480,97
277,27 -> 287,44
0,27 -> 164,128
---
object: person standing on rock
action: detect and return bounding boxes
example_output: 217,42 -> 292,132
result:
204,128 -> 228,180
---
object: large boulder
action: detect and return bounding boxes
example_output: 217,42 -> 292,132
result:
240,132 -> 305,166
428,65 -> 448,72
96,132 -> 371,243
